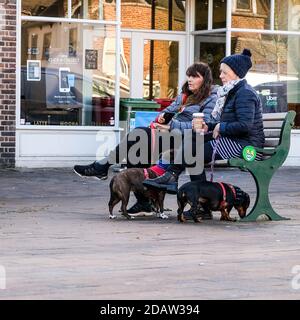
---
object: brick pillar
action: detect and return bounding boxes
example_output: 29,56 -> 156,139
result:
0,0 -> 16,168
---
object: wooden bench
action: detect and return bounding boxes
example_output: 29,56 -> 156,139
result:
214,110 -> 296,222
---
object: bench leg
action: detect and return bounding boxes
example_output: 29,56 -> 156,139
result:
241,169 -> 289,222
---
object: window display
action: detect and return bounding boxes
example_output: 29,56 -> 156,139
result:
21,21 -> 117,126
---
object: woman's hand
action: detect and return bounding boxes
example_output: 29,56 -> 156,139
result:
192,120 -> 208,134
153,123 -> 170,131
213,123 -> 221,139
157,113 -> 165,124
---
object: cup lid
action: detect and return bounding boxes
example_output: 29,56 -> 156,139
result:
193,112 -> 204,117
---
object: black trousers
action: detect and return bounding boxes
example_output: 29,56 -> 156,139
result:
112,126 -> 179,168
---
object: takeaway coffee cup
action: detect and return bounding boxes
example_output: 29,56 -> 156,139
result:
193,112 -> 204,132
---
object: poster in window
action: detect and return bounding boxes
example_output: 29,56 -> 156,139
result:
85,49 -> 98,70
27,60 -> 41,81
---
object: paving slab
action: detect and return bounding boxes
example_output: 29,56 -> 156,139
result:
0,167 -> 300,300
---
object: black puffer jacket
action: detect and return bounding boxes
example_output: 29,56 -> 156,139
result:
210,80 -> 265,147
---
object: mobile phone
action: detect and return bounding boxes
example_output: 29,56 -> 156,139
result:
163,112 -> 175,124
59,67 -> 70,92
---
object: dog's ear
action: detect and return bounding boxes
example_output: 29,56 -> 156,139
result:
244,192 -> 250,208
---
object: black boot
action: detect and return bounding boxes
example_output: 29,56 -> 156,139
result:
142,171 -> 178,194
73,161 -> 110,180
127,201 -> 152,213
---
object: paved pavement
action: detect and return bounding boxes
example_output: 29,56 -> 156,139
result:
0,167 -> 300,300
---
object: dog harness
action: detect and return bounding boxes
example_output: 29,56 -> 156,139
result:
217,182 -> 236,208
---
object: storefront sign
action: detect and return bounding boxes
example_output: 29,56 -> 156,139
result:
27,60 -> 41,81
85,49 -> 98,69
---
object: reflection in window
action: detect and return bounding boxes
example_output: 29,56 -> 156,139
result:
121,0 -> 185,31
42,32 -> 52,60
22,0 -> 67,17
143,40 -> 178,99
232,0 -> 270,29
231,32 -> 300,127
21,0 -> 116,20
195,0 -> 208,30
275,0 -> 300,31
69,28 -> 77,57
71,0 -> 116,20
21,21 -> 117,126
213,0 -> 226,29
236,0 -> 252,11
30,33 -> 38,59
120,39 -> 130,98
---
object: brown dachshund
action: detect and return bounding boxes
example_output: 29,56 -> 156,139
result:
108,167 -> 167,220
177,181 -> 250,223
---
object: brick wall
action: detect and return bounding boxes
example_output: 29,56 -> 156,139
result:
0,0 -> 16,168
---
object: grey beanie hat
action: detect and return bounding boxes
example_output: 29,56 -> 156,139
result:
221,48 -> 252,78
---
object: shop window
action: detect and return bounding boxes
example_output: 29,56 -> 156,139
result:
69,28 -> 77,57
21,0 -> 116,20
194,33 -> 226,85
236,0 -> 252,11
232,0 -> 270,30
121,0 -> 185,31
21,21 -> 117,126
71,0 -> 116,20
213,0 -> 226,29
143,40 -> 178,99
231,32 -> 300,128
42,32 -> 52,60
22,0 -> 67,17
275,0 -> 300,31
195,0 -> 209,30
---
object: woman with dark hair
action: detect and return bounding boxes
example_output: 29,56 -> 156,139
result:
73,62 -> 218,212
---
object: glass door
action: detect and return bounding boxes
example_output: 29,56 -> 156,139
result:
122,32 -> 186,100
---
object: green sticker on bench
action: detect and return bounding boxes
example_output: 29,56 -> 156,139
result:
242,146 -> 256,162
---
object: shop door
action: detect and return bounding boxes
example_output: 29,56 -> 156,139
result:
121,32 -> 186,100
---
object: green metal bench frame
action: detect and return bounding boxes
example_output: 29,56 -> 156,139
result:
226,111 -> 296,221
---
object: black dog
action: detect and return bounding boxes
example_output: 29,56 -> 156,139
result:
177,181 -> 250,223
108,168 -> 167,220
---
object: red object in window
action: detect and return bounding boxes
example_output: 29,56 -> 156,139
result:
92,97 -> 114,126
154,98 -> 174,111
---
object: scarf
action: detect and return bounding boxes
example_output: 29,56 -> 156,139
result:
211,79 -> 242,121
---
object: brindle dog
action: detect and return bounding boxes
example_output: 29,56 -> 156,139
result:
177,181 -> 250,223
108,168 -> 167,220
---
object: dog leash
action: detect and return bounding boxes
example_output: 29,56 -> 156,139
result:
143,168 -> 150,179
210,137 -> 220,182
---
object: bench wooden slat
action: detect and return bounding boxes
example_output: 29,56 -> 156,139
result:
263,120 -> 283,128
263,138 -> 280,147
264,128 -> 281,138
262,112 -> 287,120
